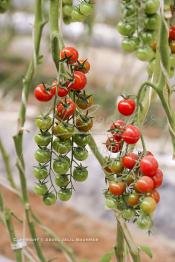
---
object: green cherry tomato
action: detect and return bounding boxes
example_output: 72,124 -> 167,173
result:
63,0 -> 72,4
34,132 -> 52,147
136,47 -> 155,61
123,4 -> 136,17
121,37 -> 138,52
58,189 -> 72,201
73,166 -> 88,182
73,147 -> 88,161
63,5 -> 73,16
71,9 -> 85,22
33,166 -> 48,180
141,31 -> 156,45
116,198 -> 127,211
55,174 -> 69,187
74,134 -> 90,147
105,198 -> 116,209
144,14 -> 159,31
53,138 -> 72,154
117,21 -> 136,36
122,209 -> 135,220
53,156 -> 70,174
34,184 -> 48,196
0,0 -> 10,13
79,3 -> 93,16
140,197 -> 157,214
125,193 -> 140,207
35,115 -> 52,131
136,214 -> 152,230
53,122 -> 74,139
144,0 -> 159,15
43,193 -> 56,206
35,149 -> 50,163
109,159 -> 124,174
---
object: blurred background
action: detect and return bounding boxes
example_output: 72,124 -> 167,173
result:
0,0 -> 175,261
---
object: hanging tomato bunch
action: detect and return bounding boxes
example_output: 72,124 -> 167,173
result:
33,46 -> 93,205
104,97 -> 163,230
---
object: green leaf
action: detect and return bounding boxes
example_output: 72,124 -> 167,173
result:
140,245 -> 153,258
99,250 -> 114,262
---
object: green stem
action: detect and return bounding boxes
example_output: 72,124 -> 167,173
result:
115,221 -> 125,262
88,135 -> 105,167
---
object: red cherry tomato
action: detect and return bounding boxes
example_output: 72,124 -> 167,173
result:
60,47 -> 79,64
122,125 -> 141,144
75,59 -> 91,74
51,80 -> 69,97
34,84 -> 53,102
135,176 -> 154,193
106,138 -> 122,153
110,120 -> 126,141
122,152 -> 138,169
109,182 -> 126,196
140,155 -> 158,177
69,71 -> 87,91
146,151 -> 154,156
56,98 -> 76,120
169,26 -> 175,41
152,168 -> 163,188
150,190 -> 160,203
118,98 -> 136,116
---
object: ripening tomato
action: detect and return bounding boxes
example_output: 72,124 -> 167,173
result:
170,41 -> 175,53
69,71 -> 87,91
76,116 -> 93,132
118,99 -> 136,116
109,182 -> 126,196
135,176 -> 154,193
75,59 -> 90,74
110,120 -> 126,141
60,47 -> 79,64
106,138 -> 122,153
140,197 -> 157,214
56,98 -> 76,120
140,155 -> 158,177
51,80 -> 69,97
109,159 -> 123,174
122,125 -> 141,144
169,26 -> 175,41
34,84 -> 53,102
126,193 -> 140,206
122,152 -> 138,169
150,189 -> 160,203
152,168 -> 163,188
76,93 -> 93,110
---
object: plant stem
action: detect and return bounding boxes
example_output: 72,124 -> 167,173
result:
115,221 -> 125,262
88,135 -> 105,167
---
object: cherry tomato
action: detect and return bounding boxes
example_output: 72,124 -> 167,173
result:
0,0 -> 10,13
121,37 -> 138,52
140,155 -> 158,177
137,214 -> 152,230
136,47 -> 155,61
152,168 -> 163,188
122,209 -> 135,220
58,189 -> 72,201
122,152 -> 138,169
35,115 -> 52,131
73,166 -> 88,181
110,120 -> 126,141
69,71 -> 87,91
76,93 -> 93,110
35,149 -> 51,164
79,3 -> 93,16
51,80 -> 69,97
56,98 -> 76,120
53,138 -> 72,154
63,5 -> 73,16
34,167 -> 48,180
126,193 -> 140,206
105,198 -> 116,209
34,84 -> 53,102
71,9 -> 85,22
140,197 -> 157,214
34,132 -> 52,147
55,174 -> 69,187
150,189 -> 160,203
34,184 -> 48,196
118,98 -> 136,116
144,14 -> 159,30
53,122 -> 74,139
106,138 -> 122,153
122,125 -> 141,144
141,31 -> 156,45
170,41 -> 175,53
135,176 -> 154,193
109,159 -> 123,174
169,26 -> 175,41
123,4 -> 136,16
43,193 -> 56,205
109,182 -> 126,196
74,134 -> 90,147
53,156 -> 70,174
117,21 -> 136,36
73,147 -> 88,161
144,0 -> 159,15
60,47 -> 79,64
75,59 -> 90,74
76,116 -> 93,132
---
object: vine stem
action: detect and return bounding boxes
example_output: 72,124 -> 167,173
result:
115,221 -> 125,262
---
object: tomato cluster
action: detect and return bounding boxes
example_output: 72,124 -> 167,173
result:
34,47 -> 93,205
104,96 -> 163,230
62,0 -> 93,24
118,0 -> 160,62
